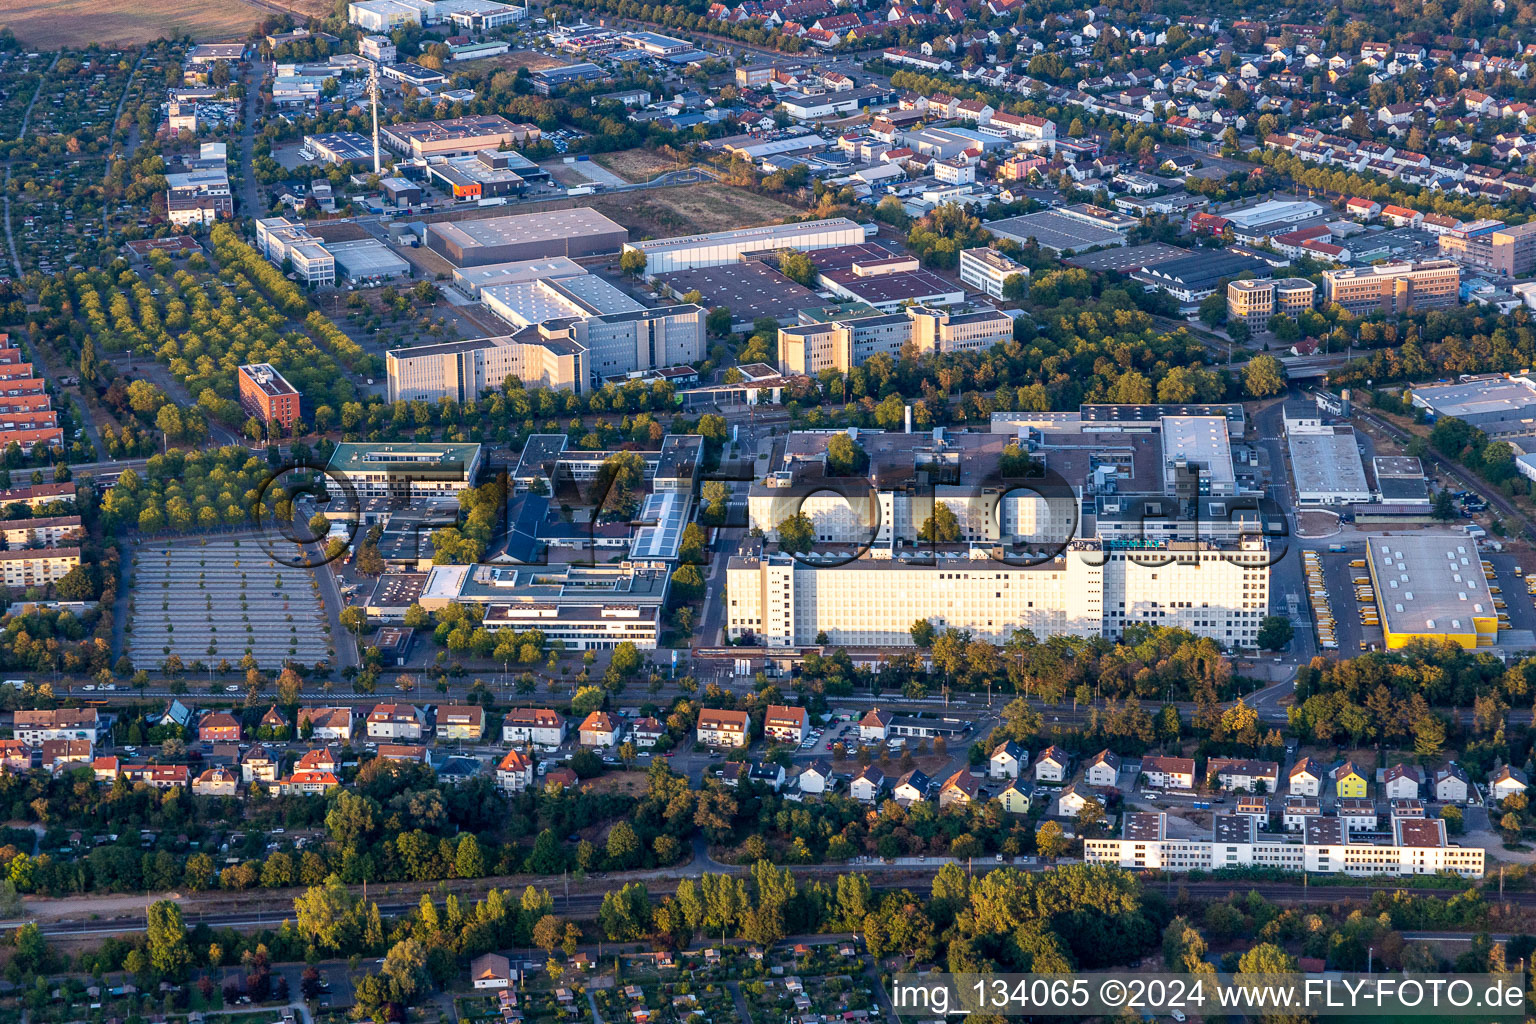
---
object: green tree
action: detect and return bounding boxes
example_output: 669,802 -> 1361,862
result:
1256,615 -> 1294,651
146,900 -> 192,979
1243,354 -> 1287,398
619,249 -> 647,277
780,250 -> 816,287
910,619 -> 936,648
294,876 -> 356,952
918,503 -> 961,543
776,512 -> 815,553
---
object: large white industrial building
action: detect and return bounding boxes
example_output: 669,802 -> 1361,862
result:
1085,812 -> 1484,879
727,539 -> 1270,648
623,218 -> 867,274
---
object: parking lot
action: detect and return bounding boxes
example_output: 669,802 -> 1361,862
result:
128,535 -> 333,671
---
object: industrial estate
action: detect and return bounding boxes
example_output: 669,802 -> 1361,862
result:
8,0 -> 1536,1016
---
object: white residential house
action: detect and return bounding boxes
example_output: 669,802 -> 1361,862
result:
798,759 -> 834,795
697,708 -> 752,748
496,749 -> 535,794
365,704 -> 424,740
502,708 -> 567,748
851,764 -> 885,803
1034,745 -> 1070,782
764,705 -> 809,744
989,740 -> 1028,779
859,708 -> 894,741
893,768 -> 930,805
1435,762 -> 1471,803
1490,765 -> 1529,801
1288,756 -> 1323,796
1141,755 -> 1196,790
1084,749 -> 1121,787
578,711 -> 622,747
1383,764 -> 1423,800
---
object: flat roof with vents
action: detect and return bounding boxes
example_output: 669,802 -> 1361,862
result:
1366,535 -> 1499,648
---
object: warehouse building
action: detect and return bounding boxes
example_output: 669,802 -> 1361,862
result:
323,238 -> 411,283
1367,535 -> 1498,650
653,262 -> 820,330
427,208 -> 627,266
480,275 -> 645,328
1288,426 -> 1371,504
1408,374 -> 1536,438
301,132 -> 377,165
727,537 -> 1270,648
1134,250 -> 1272,312
622,218 -> 866,275
452,257 -> 587,298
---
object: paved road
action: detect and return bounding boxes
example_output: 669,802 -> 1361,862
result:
2,53 -> 60,278
239,62 -> 265,217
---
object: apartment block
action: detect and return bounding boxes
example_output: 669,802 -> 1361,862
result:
0,547 -> 80,587
0,515 -> 82,548
1321,260 -> 1459,315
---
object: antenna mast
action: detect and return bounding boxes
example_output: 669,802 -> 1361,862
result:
369,62 -> 381,175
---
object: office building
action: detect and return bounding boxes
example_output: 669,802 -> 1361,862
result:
359,35 -> 397,62
778,305 -> 1012,375
427,208 -> 627,266
1226,277 -> 1316,330
1084,812 -> 1483,878
1321,260 -> 1460,315
621,218 -> 866,275
727,538 -> 1269,648
388,329 -> 586,401
1408,374 -> 1536,438
326,442 -> 483,499
959,247 -> 1028,298
382,115 -> 541,160
1367,536 -> 1498,650
254,217 -> 336,285
349,0 -> 521,31
237,363 -> 302,430
1439,220 -> 1536,278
